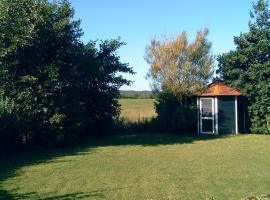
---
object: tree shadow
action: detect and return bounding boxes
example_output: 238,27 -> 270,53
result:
0,189 -> 105,200
0,132 -> 232,200
0,185 -> 133,200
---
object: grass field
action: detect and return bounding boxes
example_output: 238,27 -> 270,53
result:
119,99 -> 156,122
1,133 -> 270,200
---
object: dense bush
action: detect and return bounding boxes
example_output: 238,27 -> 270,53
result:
267,107 -> 270,133
0,92 -> 21,147
154,92 -> 197,133
0,0 -> 133,148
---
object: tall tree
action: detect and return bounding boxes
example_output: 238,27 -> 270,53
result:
217,0 -> 270,133
145,29 -> 214,97
145,29 -> 214,132
0,0 -> 134,146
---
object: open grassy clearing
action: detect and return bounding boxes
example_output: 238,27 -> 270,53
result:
1,133 -> 270,200
119,99 -> 156,122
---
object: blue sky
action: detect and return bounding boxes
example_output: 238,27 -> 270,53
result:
70,0 -> 254,91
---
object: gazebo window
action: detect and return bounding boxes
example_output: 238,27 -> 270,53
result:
200,98 -> 214,133
201,98 -> 213,117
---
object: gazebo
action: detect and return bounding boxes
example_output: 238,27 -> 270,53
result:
197,82 -> 246,135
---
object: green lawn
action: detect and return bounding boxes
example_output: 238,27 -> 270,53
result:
1,133 -> 270,200
119,98 -> 156,122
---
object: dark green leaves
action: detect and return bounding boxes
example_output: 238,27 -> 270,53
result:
217,0 -> 270,133
0,0 -> 134,147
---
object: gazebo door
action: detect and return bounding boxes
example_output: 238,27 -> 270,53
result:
200,98 -> 214,134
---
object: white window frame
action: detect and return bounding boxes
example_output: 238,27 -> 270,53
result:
197,97 -> 200,134
235,96 -> 238,134
200,97 -> 215,134
215,97 -> 219,134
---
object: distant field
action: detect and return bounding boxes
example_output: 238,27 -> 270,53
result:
119,99 -> 156,122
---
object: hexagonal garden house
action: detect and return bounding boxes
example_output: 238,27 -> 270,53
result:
197,82 -> 246,134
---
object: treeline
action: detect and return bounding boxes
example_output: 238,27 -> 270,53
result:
120,90 -> 155,99
0,0 -> 133,150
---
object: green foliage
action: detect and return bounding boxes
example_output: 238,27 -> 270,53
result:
217,0 -> 270,133
0,0 -> 133,147
267,107 -> 270,132
154,92 -> 197,133
0,91 -> 14,117
0,91 -> 20,147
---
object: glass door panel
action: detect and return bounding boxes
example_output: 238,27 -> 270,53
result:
200,98 -> 214,133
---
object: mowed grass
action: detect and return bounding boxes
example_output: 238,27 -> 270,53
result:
1,133 -> 270,200
119,98 -> 156,122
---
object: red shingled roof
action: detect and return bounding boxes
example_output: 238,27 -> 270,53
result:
197,82 -> 242,96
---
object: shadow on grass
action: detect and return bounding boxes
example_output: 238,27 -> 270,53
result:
0,185 -> 132,200
0,189 -> 105,200
0,132 -> 231,200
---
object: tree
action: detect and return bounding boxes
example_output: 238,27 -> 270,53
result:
0,0 -> 134,147
145,29 -> 214,132
145,29 -> 214,97
217,0 -> 270,133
